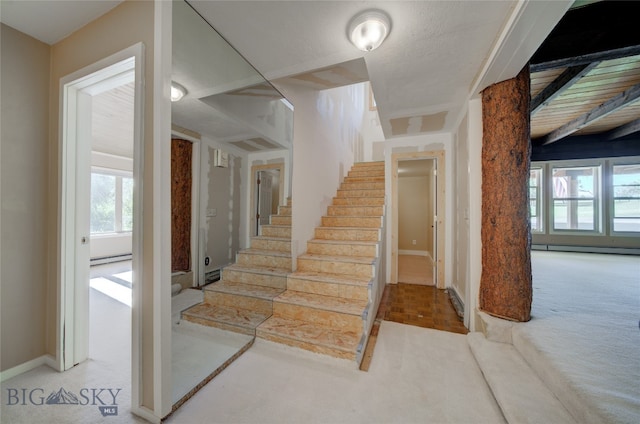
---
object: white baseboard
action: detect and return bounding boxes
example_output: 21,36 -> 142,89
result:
0,354 -> 57,382
132,405 -> 161,423
398,249 -> 430,257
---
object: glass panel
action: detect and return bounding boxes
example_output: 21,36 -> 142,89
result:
552,166 -> 598,231
612,164 -> 640,232
90,173 -> 116,233
121,177 -> 133,232
529,168 -> 542,232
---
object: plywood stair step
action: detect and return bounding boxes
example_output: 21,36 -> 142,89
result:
260,224 -> 291,238
257,316 -> 362,361
327,205 -> 384,216
250,236 -> 292,252
276,290 -> 368,317
222,263 -> 289,289
236,248 -> 292,269
287,271 -> 371,300
321,215 -> 382,228
297,253 -> 375,278
205,280 -> 285,301
332,196 -> 385,206
182,303 -> 270,335
307,239 -> 378,257
336,188 -> 385,198
314,226 -> 381,242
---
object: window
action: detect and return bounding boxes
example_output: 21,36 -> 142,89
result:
529,168 -> 543,232
551,165 -> 600,231
90,171 -> 133,234
612,164 -> 640,233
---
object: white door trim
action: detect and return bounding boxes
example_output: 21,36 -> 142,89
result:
57,41 -> 144,407
391,150 -> 446,288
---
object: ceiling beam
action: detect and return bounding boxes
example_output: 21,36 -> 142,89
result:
537,83 -> 640,146
604,118 -> 640,141
531,62 -> 599,115
531,45 -> 640,73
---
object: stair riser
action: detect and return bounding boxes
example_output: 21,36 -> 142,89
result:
348,170 -> 385,178
204,291 -> 273,315
237,253 -> 292,269
222,269 -> 287,289
183,314 -> 255,336
297,258 -> 374,278
250,238 -> 291,252
327,206 -> 384,216
340,182 -> 385,191
321,216 -> 382,228
287,277 -> 369,300
256,330 -> 356,361
314,228 -> 380,242
270,215 -> 291,226
336,189 -> 384,198
332,197 -> 384,206
306,241 -> 377,257
343,176 -> 385,183
278,206 -> 292,215
273,302 -> 362,333
261,226 -> 291,238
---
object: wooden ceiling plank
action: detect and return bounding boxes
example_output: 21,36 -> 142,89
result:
538,83 -> 640,145
531,62 -> 600,115
531,45 -> 640,73
603,118 -> 640,141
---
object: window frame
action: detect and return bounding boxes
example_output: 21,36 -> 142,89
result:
529,167 -> 544,233
609,159 -> 640,236
90,167 -> 133,236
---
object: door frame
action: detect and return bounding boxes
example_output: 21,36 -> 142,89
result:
391,150 -> 446,288
250,163 -> 285,237
57,42 -> 144,388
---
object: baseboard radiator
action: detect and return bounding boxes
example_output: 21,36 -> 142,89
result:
90,253 -> 132,265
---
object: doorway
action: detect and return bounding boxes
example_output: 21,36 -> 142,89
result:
58,44 -> 143,404
251,163 -> 285,237
391,151 -> 445,288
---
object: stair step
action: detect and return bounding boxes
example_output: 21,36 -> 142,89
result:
236,249 -> 292,269
467,332 -> 576,424
306,239 -> 378,257
276,290 -> 367,316
270,215 -> 291,225
287,271 -> 370,300
327,205 -> 384,216
260,224 -> 291,238
205,280 -> 285,301
182,303 -> 270,335
297,253 -> 375,278
222,264 -> 289,289
321,215 -> 383,228
336,188 -> 385,198
340,181 -> 385,190
315,226 -> 381,242
257,316 -> 361,361
343,175 -> 385,183
332,197 -> 384,206
278,205 -> 291,216
250,236 -> 291,252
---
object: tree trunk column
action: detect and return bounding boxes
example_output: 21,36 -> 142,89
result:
480,65 -> 532,322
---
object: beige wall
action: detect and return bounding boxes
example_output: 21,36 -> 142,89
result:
46,0 -> 157,409
276,82 -> 366,258
1,24 -> 50,371
398,175 -> 432,253
453,112 -> 470,302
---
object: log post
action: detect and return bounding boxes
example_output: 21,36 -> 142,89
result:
480,65 -> 532,322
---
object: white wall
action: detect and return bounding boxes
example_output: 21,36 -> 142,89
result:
275,82 -> 367,260
452,111 -> 470,305
383,133 -> 454,286
1,24 -> 50,372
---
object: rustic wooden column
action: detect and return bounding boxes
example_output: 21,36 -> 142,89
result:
479,65 -> 532,322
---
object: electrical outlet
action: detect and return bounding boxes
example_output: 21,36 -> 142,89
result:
204,257 -> 210,266
412,240 -> 417,245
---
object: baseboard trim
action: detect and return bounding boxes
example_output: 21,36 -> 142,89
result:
0,354 -> 57,382
532,244 -> 640,255
132,405 -> 161,423
398,249 -> 430,257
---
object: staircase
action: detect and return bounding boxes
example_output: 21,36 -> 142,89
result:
182,199 -> 293,335
257,162 -> 385,363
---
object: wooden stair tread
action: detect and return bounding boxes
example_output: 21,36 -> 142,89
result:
183,303 -> 270,329
308,239 -> 378,247
204,280 -> 285,300
298,253 -> 375,264
276,290 -> 367,316
289,271 -> 371,286
224,263 -> 291,277
251,236 -> 291,242
258,316 -> 360,353
239,248 -> 292,258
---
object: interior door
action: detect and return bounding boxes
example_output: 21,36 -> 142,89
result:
432,159 -> 438,286
257,171 -> 273,235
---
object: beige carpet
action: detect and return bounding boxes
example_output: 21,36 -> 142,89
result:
398,254 -> 433,285
166,321 -> 505,424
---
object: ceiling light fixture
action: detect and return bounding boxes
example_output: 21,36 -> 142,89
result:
348,9 -> 391,52
171,81 -> 187,102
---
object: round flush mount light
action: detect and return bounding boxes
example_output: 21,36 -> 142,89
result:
171,81 -> 187,102
348,9 -> 391,52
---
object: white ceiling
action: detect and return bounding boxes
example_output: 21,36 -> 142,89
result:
1,1 -> 570,141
